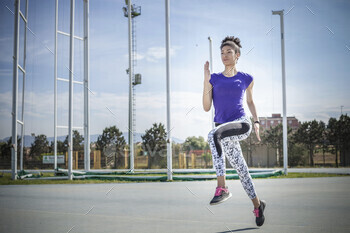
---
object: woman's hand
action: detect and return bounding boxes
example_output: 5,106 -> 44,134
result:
204,61 -> 211,82
202,61 -> 213,112
254,122 -> 261,142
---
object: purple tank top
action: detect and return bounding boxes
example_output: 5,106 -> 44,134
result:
209,71 -> 253,123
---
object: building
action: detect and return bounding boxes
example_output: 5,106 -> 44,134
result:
258,113 -> 300,131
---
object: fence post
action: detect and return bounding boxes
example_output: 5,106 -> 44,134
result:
93,150 -> 96,169
95,150 -> 100,169
93,150 -> 101,169
75,151 -> 78,169
97,150 -> 101,169
191,153 -> 195,168
94,150 -> 96,169
124,148 -> 128,169
179,152 -> 182,168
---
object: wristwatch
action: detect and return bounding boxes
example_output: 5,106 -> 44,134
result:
254,121 -> 260,124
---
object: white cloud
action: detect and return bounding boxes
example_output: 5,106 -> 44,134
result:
145,46 -> 181,62
147,47 -> 167,60
122,46 -> 182,63
123,52 -> 145,61
121,46 -> 182,63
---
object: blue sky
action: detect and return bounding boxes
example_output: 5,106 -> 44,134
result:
0,0 -> 349,142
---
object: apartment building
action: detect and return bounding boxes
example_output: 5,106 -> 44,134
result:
258,113 -> 300,131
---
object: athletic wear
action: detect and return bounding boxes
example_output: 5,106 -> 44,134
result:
210,186 -> 232,205
207,70 -> 264,224
208,115 -> 257,199
253,200 -> 266,226
209,72 -> 253,124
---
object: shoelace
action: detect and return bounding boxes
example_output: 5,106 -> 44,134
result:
214,187 -> 227,196
253,208 -> 260,217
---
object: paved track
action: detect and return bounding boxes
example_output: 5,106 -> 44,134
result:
1,177 -> 349,233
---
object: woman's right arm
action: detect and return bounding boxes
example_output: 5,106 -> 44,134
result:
202,61 -> 213,112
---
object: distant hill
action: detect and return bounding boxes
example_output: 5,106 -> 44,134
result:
1,132 -> 185,147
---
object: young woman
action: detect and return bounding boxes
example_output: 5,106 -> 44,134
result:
202,36 -> 266,227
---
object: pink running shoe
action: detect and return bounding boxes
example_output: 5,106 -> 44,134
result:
209,186 -> 232,205
253,200 -> 266,226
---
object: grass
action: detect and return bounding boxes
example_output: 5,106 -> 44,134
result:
0,171 -> 349,185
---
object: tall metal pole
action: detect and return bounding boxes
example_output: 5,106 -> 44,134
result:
54,0 -> 58,170
68,0 -> 75,180
128,0 -> 134,173
11,0 -> 20,180
165,0 -> 172,180
83,0 -> 90,171
272,10 -> 288,175
208,37 -> 214,130
20,0 -> 28,171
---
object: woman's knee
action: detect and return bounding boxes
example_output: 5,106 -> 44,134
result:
236,122 -> 251,141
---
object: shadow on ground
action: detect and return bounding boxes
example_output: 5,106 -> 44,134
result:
217,227 -> 259,233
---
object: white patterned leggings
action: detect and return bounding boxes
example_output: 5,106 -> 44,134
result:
207,116 -> 257,199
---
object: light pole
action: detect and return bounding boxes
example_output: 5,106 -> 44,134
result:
123,0 -> 141,173
68,0 -> 75,180
272,9 -> 288,175
127,0 -> 134,173
208,37 -> 214,130
165,0 -> 172,180
11,0 -> 20,180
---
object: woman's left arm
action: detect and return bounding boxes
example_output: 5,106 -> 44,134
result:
246,80 -> 261,141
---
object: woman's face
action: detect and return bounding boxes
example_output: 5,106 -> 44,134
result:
221,45 -> 238,66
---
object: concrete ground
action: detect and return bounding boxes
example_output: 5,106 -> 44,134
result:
0,177 -> 350,233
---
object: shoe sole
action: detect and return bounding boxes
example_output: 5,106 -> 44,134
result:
210,192 -> 232,205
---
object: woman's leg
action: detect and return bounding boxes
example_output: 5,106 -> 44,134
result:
208,128 -> 231,205
215,116 -> 261,208
208,128 -> 226,186
221,138 -> 259,206
207,116 -> 252,188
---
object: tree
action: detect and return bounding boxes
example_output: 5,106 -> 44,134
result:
182,136 -> 208,152
57,140 -> 66,153
288,138 -> 306,167
202,152 -> 212,168
262,124 -> 293,167
327,117 -> 340,167
337,114 -> 350,166
29,134 -> 50,159
0,137 -> 21,162
182,136 -> 210,168
241,122 -> 260,167
293,120 -> 325,167
96,126 -> 126,169
262,124 -> 283,166
318,122 -> 329,166
141,123 -> 167,169
63,130 -> 84,151
50,140 -> 67,154
172,142 -> 182,156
